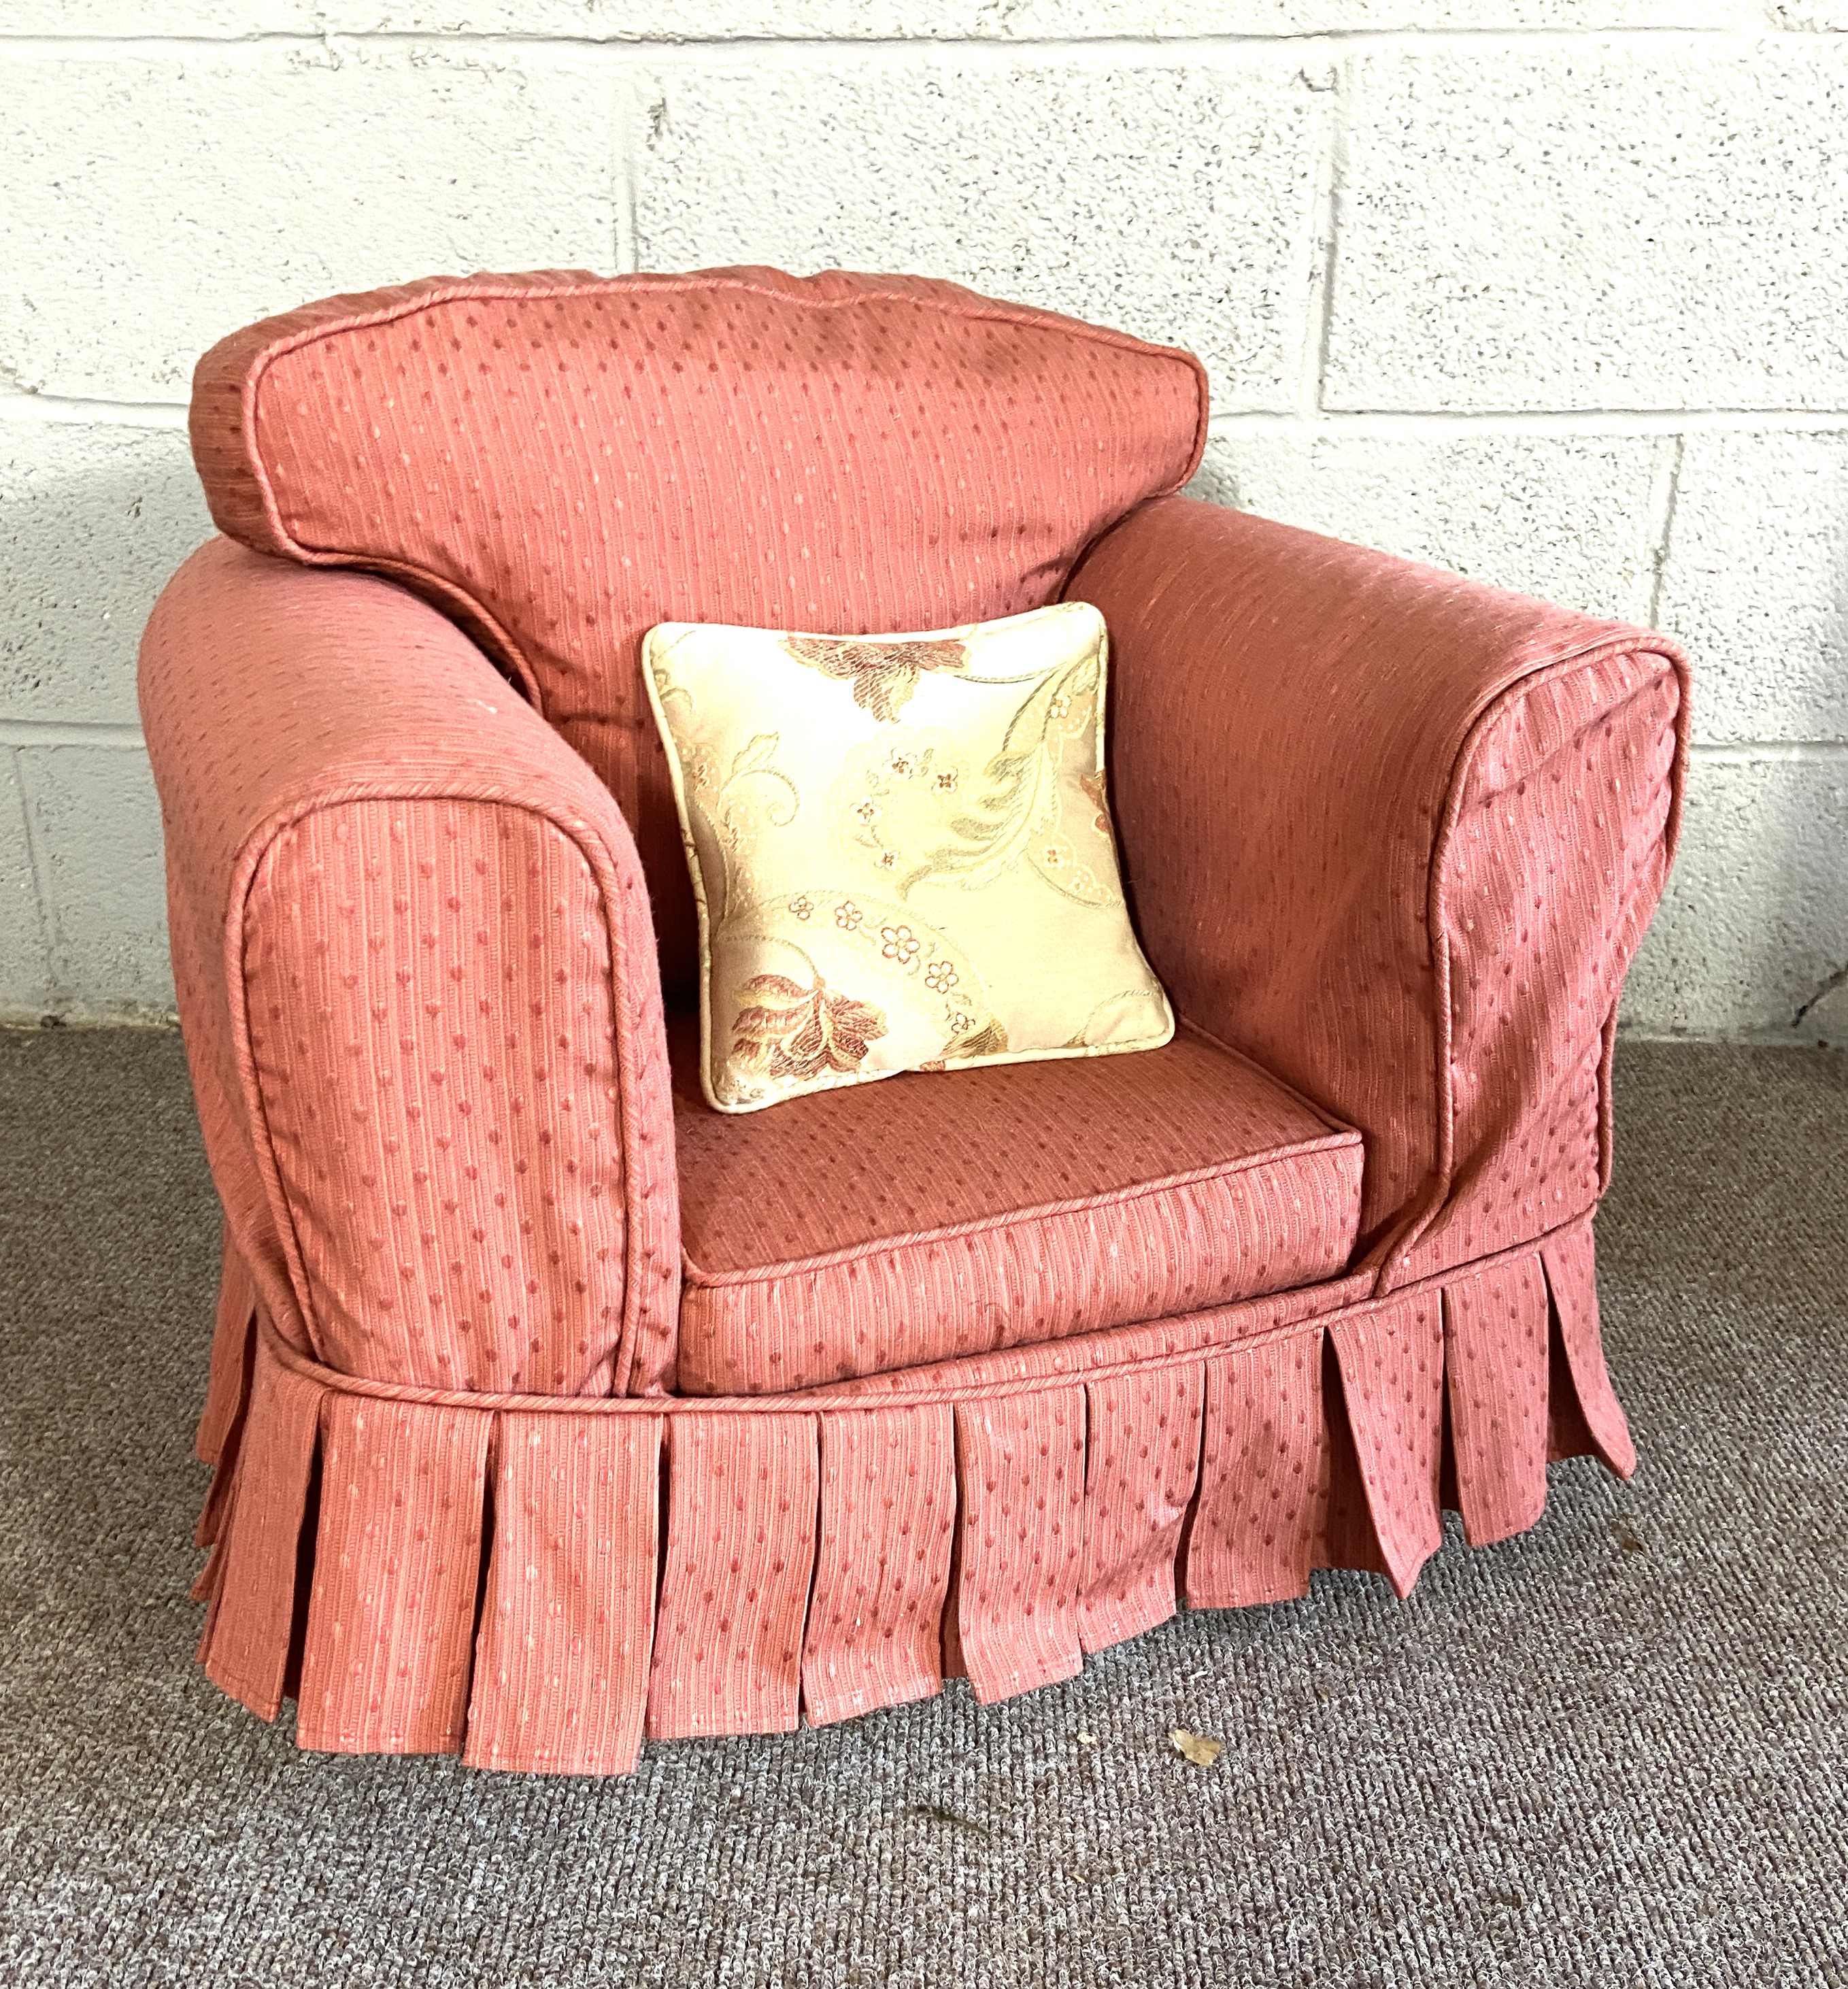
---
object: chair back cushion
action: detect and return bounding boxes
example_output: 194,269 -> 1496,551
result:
188,267 -> 1207,990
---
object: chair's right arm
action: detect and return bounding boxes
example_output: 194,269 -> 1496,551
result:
1069,497 -> 1689,1294
140,538 -> 682,1398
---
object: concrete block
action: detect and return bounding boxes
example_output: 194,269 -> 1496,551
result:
1191,429 -> 1662,621
18,743 -> 175,1020
1327,46 -> 1848,413
0,46 -> 618,404
1,422 -> 213,728
632,56 -> 1332,413
0,752 -> 54,1022
1654,431 -> 1848,747
307,0 -> 1752,26
0,0 -> 1760,39
1622,752 -> 1848,1040
0,2 -> 315,29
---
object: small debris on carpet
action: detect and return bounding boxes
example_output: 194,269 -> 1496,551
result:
1169,1729 -> 1224,1767
907,1802 -> 991,1838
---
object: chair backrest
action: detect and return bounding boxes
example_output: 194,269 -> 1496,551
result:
189,267 -> 1207,990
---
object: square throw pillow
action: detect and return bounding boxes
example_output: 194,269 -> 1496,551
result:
643,601 -> 1174,1113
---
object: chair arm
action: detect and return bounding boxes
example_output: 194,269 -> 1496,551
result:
1066,497 -> 1690,1290
139,538 -> 680,1395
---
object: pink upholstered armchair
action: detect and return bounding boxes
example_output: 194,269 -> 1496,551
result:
140,269 -> 1688,1775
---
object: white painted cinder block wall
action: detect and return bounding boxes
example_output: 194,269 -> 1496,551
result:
3,5 -> 1845,1038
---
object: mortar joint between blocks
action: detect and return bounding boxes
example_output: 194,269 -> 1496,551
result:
1646,433 -> 1687,629
7,746 -> 62,1016
1298,54 -> 1347,419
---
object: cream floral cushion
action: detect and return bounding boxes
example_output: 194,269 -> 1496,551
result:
643,601 -> 1174,1114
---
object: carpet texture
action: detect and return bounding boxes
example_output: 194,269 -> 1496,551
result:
1,1031 -> 1842,1988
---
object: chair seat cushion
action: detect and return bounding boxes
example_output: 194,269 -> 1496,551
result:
670,1014 -> 1364,1394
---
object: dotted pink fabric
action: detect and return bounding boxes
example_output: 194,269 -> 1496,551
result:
1442,1253 -> 1552,1546
671,1016 -> 1364,1393
196,1216 -> 254,1471
191,1215 -> 1636,1767
1328,1294 -> 1445,1597
1070,497 -> 1689,1287
191,1331 -> 322,1722
295,1397 -> 492,1756
647,1413 -> 819,1739
944,1389 -> 1088,1705
140,540 -> 682,1398
188,268 -> 1207,994
1541,1222 -> 1636,1477
1424,652 -> 1682,1284
243,799 -> 637,1397
1183,1333 -> 1325,1610
466,1412 -> 663,1775
803,1405 -> 956,1727
1077,1365 -> 1205,1652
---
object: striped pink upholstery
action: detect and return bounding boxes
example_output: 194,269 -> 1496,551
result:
145,269 -> 1690,1777
1072,497 -> 1688,1286
139,538 -> 682,1400
803,1405 -> 956,1726
466,1413 -> 662,1773
670,1015 -> 1364,1393
1079,1365 -> 1205,1648
187,1216 -> 1641,1759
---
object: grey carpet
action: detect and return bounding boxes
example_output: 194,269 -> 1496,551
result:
1,1029 -> 1843,1989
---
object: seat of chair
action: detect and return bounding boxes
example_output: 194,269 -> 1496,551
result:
669,1014 -> 1364,1394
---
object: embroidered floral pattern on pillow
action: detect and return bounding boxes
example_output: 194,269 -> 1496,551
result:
783,634 -> 969,722
731,974 -> 888,1084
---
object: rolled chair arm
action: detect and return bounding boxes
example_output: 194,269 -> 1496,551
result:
1067,497 -> 1689,1289
139,537 -> 680,1397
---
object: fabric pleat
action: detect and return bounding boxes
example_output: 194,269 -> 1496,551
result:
1541,1227 -> 1638,1477
945,1390 -> 1087,1705
464,1412 -> 664,1775
1077,1365 -> 1205,1651
193,1294 -> 258,1556
197,1223 -> 258,1469
295,1399 -> 493,1756
1184,1333 -> 1325,1609
1314,1334 -> 1392,1578
803,1406 -> 956,1727
189,1535 -> 228,1609
1443,1254 -> 1552,1545
1328,1295 -> 1445,1598
198,1333 -> 325,1721
647,1414 -> 820,1739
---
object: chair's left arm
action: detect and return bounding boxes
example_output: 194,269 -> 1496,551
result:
139,537 -> 682,1397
